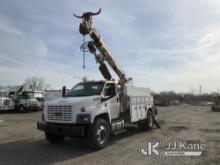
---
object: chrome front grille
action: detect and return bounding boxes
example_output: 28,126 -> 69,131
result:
47,105 -> 72,121
3,99 -> 10,105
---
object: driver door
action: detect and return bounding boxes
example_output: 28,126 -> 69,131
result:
103,83 -> 120,120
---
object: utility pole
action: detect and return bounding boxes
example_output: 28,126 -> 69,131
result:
199,85 -> 202,95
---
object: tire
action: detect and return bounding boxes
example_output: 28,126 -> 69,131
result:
19,105 -> 26,113
14,106 -> 19,112
146,111 -> 154,130
138,121 -> 146,130
138,111 -> 154,130
87,118 -> 110,150
45,132 -> 64,143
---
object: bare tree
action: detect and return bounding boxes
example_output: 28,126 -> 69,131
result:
25,77 -> 50,90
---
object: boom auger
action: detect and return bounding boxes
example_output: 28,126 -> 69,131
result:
73,8 -> 131,85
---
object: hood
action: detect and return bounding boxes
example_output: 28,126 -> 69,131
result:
45,95 -> 101,105
0,97 -> 10,100
29,98 -> 37,102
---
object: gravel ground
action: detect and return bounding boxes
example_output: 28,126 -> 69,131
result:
0,105 -> 220,165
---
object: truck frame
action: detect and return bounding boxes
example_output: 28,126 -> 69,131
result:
37,9 -> 158,149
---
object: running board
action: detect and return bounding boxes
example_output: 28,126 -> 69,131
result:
113,129 -> 127,135
111,120 -> 124,132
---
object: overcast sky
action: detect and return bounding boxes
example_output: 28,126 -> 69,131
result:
0,0 -> 220,93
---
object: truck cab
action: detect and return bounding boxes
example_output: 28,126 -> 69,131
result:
0,91 -> 15,111
40,80 -> 119,125
0,97 -> 15,111
16,91 -> 44,112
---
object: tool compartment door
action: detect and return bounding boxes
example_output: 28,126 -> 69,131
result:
130,96 -> 149,122
124,85 -> 153,123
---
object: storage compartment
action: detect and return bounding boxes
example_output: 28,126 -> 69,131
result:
124,85 -> 153,123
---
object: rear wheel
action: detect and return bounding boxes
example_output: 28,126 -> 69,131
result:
146,111 -> 154,130
45,132 -> 64,143
19,105 -> 26,113
138,111 -> 154,130
87,118 -> 110,150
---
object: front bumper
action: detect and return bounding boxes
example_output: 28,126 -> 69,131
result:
26,105 -> 43,110
0,106 -> 15,111
37,121 -> 86,137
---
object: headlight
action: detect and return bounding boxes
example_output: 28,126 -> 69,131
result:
82,116 -> 89,122
77,114 -> 91,123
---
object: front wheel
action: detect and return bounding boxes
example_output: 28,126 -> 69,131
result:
87,118 -> 110,150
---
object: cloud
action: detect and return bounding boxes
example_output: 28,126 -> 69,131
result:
127,27 -> 220,92
0,18 -> 48,68
0,0 -> 220,93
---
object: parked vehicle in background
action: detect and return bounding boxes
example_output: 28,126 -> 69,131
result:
211,96 -> 220,112
15,91 -> 44,112
0,84 -> 45,112
0,90 -> 15,111
0,97 -> 15,111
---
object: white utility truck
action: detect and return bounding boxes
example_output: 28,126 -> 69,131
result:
0,96 -> 15,111
15,91 -> 44,112
0,91 -> 15,111
37,9 -> 158,149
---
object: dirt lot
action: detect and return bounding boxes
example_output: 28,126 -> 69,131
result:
0,105 -> 220,165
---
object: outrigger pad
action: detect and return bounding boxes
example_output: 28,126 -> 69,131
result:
99,63 -> 112,80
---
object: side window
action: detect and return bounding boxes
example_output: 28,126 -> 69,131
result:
74,84 -> 84,91
104,83 -> 116,97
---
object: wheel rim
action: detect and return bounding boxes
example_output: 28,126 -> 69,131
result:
96,125 -> 107,145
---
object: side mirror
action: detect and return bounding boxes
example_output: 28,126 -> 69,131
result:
101,96 -> 109,102
106,88 -> 112,97
104,87 -> 112,97
101,88 -> 114,102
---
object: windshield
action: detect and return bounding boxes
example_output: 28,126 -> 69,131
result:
21,94 -> 34,99
66,82 -> 104,97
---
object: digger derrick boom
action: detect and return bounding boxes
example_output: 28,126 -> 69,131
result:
74,8 -> 129,85
88,28 -> 127,84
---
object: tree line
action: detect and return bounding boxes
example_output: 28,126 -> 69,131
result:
153,91 -> 213,106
